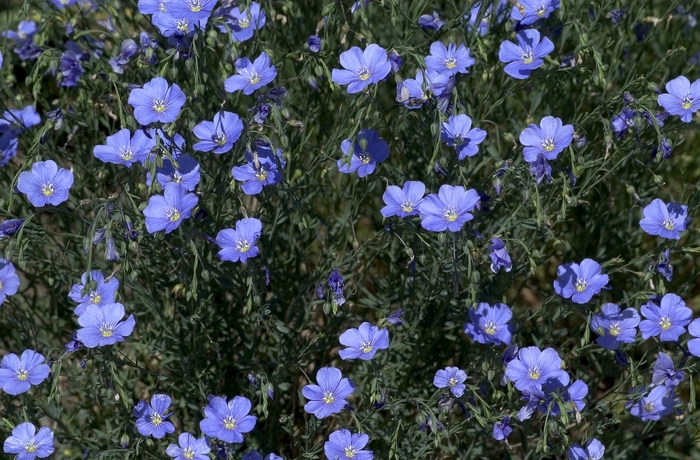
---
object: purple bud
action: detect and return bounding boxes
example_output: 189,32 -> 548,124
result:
316,283 -> 324,299
388,50 -> 402,73
247,372 -> 258,387
80,358 -> 87,369
307,35 -> 321,53
386,309 -> 405,325
105,237 -> 120,261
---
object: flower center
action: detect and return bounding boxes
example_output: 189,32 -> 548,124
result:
249,72 -> 261,85
344,446 -> 357,458
360,341 -> 373,353
153,100 -> 166,113
214,133 -> 227,146
659,316 -> 672,331
42,182 -> 55,197
223,415 -> 236,430
681,95 -> 693,110
151,412 -> 163,426
239,16 -> 251,28
484,321 -> 497,335
188,0 -> 202,12
528,367 -> 541,381
359,153 -> 371,164
90,291 -> 101,304
400,202 -> 413,213
176,19 -> 189,33
236,239 -> 251,253
25,441 -> 37,453
643,401 -> 655,413
16,369 -> 29,381
167,207 -> 181,222
100,324 -> 114,337
448,377 -> 458,387
159,1 -> 166,12
444,209 -> 458,222
536,5 -> 546,16
322,391 -> 335,404
445,57 -> 457,69
609,323 -> 621,336
542,138 -> 555,152
120,149 -> 134,161
0,281 -> 3,290
662,218 -> 675,230
358,68 -> 371,81
575,278 -> 587,292
521,50 -> 534,64
183,448 -> 195,460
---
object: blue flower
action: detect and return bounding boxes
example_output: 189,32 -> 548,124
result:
492,416 -> 512,441
553,259 -> 609,304
219,2 -> 266,42
328,269 -> 345,305
498,29 -> 554,79
231,147 -> 283,195
519,116 -> 573,162
505,346 -> 568,392
224,52 -> 277,95
528,154 -> 552,184
166,433 -> 211,460
652,352 -> 685,390
687,319 -> 700,357
395,70 -> 429,109
302,367 -> 354,419
17,160 -> 74,207
657,75 -> 700,122
464,302 -> 514,345
156,153 -> 201,191
441,114 -> 487,160
324,429 -> 372,460
567,438 -> 605,460
0,133 -> 18,166
339,322 -> 389,360
0,259 -> 20,305
0,105 -> 41,135
380,181 -> 425,218
76,303 -> 135,348
50,0 -> 78,8
590,303 -> 639,350
93,129 -> 156,167
108,39 -> 140,74
639,198 -> 689,240
0,349 -> 50,395
215,218 -> 263,264
657,249 -> 673,281
610,107 -> 635,139
627,386 -> 674,421
308,35 -> 321,53
167,0 -> 218,22
425,42 -> 475,77
331,44 -> 392,94
200,395 -> 257,443
337,129 -> 389,177
143,184 -> 198,234
488,238 -> 512,273
58,46 -> 85,87
128,77 -> 186,125
0,219 -> 24,240
418,185 -> 480,233
2,21 -> 42,61
418,12 -> 445,30
510,0 -> 560,25
433,367 -> 467,397
639,293 -> 691,342
134,394 -> 175,438
151,12 -> 210,37
3,422 -> 54,459
68,270 -> 120,315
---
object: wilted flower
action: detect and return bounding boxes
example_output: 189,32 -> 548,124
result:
338,322 -> 389,360
652,352 -> 685,390
328,269 -> 345,305
488,238 -> 512,273
553,259 -> 609,304
529,154 -> 552,184
433,367 -> 467,397
0,219 -> 25,240
302,367 -> 354,419
639,293 -> 691,342
307,35 -> 321,53
610,107 -> 635,139
492,416 -> 512,441
331,44 -> 391,94
498,29 -> 554,79
657,249 -> 673,281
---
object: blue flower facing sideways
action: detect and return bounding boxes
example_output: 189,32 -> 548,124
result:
498,29 -> 554,79
418,12 -> 445,30
324,429 -> 373,460
652,352 -> 685,390
328,269 -> 345,306
553,258 -> 609,304
418,184 -> 480,233
590,303 -> 639,350
143,184 -> 198,234
657,75 -> 700,122
0,349 -> 50,395
639,198 -> 689,240
339,322 -> 389,360
224,52 -> 277,95
424,41 -> 475,77
76,303 -> 135,348
519,116 -> 574,162
3,422 -> 54,460
0,258 -> 20,304
441,114 -> 487,160
128,77 -> 186,125
337,128 -> 390,177
200,395 -> 257,443
488,238 -> 512,273
492,416 -> 512,441
639,293 -> 691,342
166,433 -> 211,460
134,394 -> 175,439
568,438 -> 605,460
93,128 -> 156,167
464,302 -> 514,345
17,160 -> 74,207
68,270 -> 120,315
331,44 -> 392,94
302,367 -> 354,419
433,367 -> 467,397
192,111 -> 244,154
216,218 -> 263,264
380,181 -> 425,218
0,219 -> 24,240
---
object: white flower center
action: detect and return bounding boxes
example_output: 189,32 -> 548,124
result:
542,138 -> 555,152
358,68 -> 371,81
167,207 -> 181,222
609,322 -> 621,336
42,182 -> 55,197
322,391 -> 335,404
681,95 -> 693,110
575,278 -> 587,292
521,50 -> 534,64
444,209 -> 458,222
528,367 -> 541,381
100,323 -> 114,337
16,368 -> 29,381
659,316 -> 672,331
236,239 -> 250,253
223,415 -> 236,430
